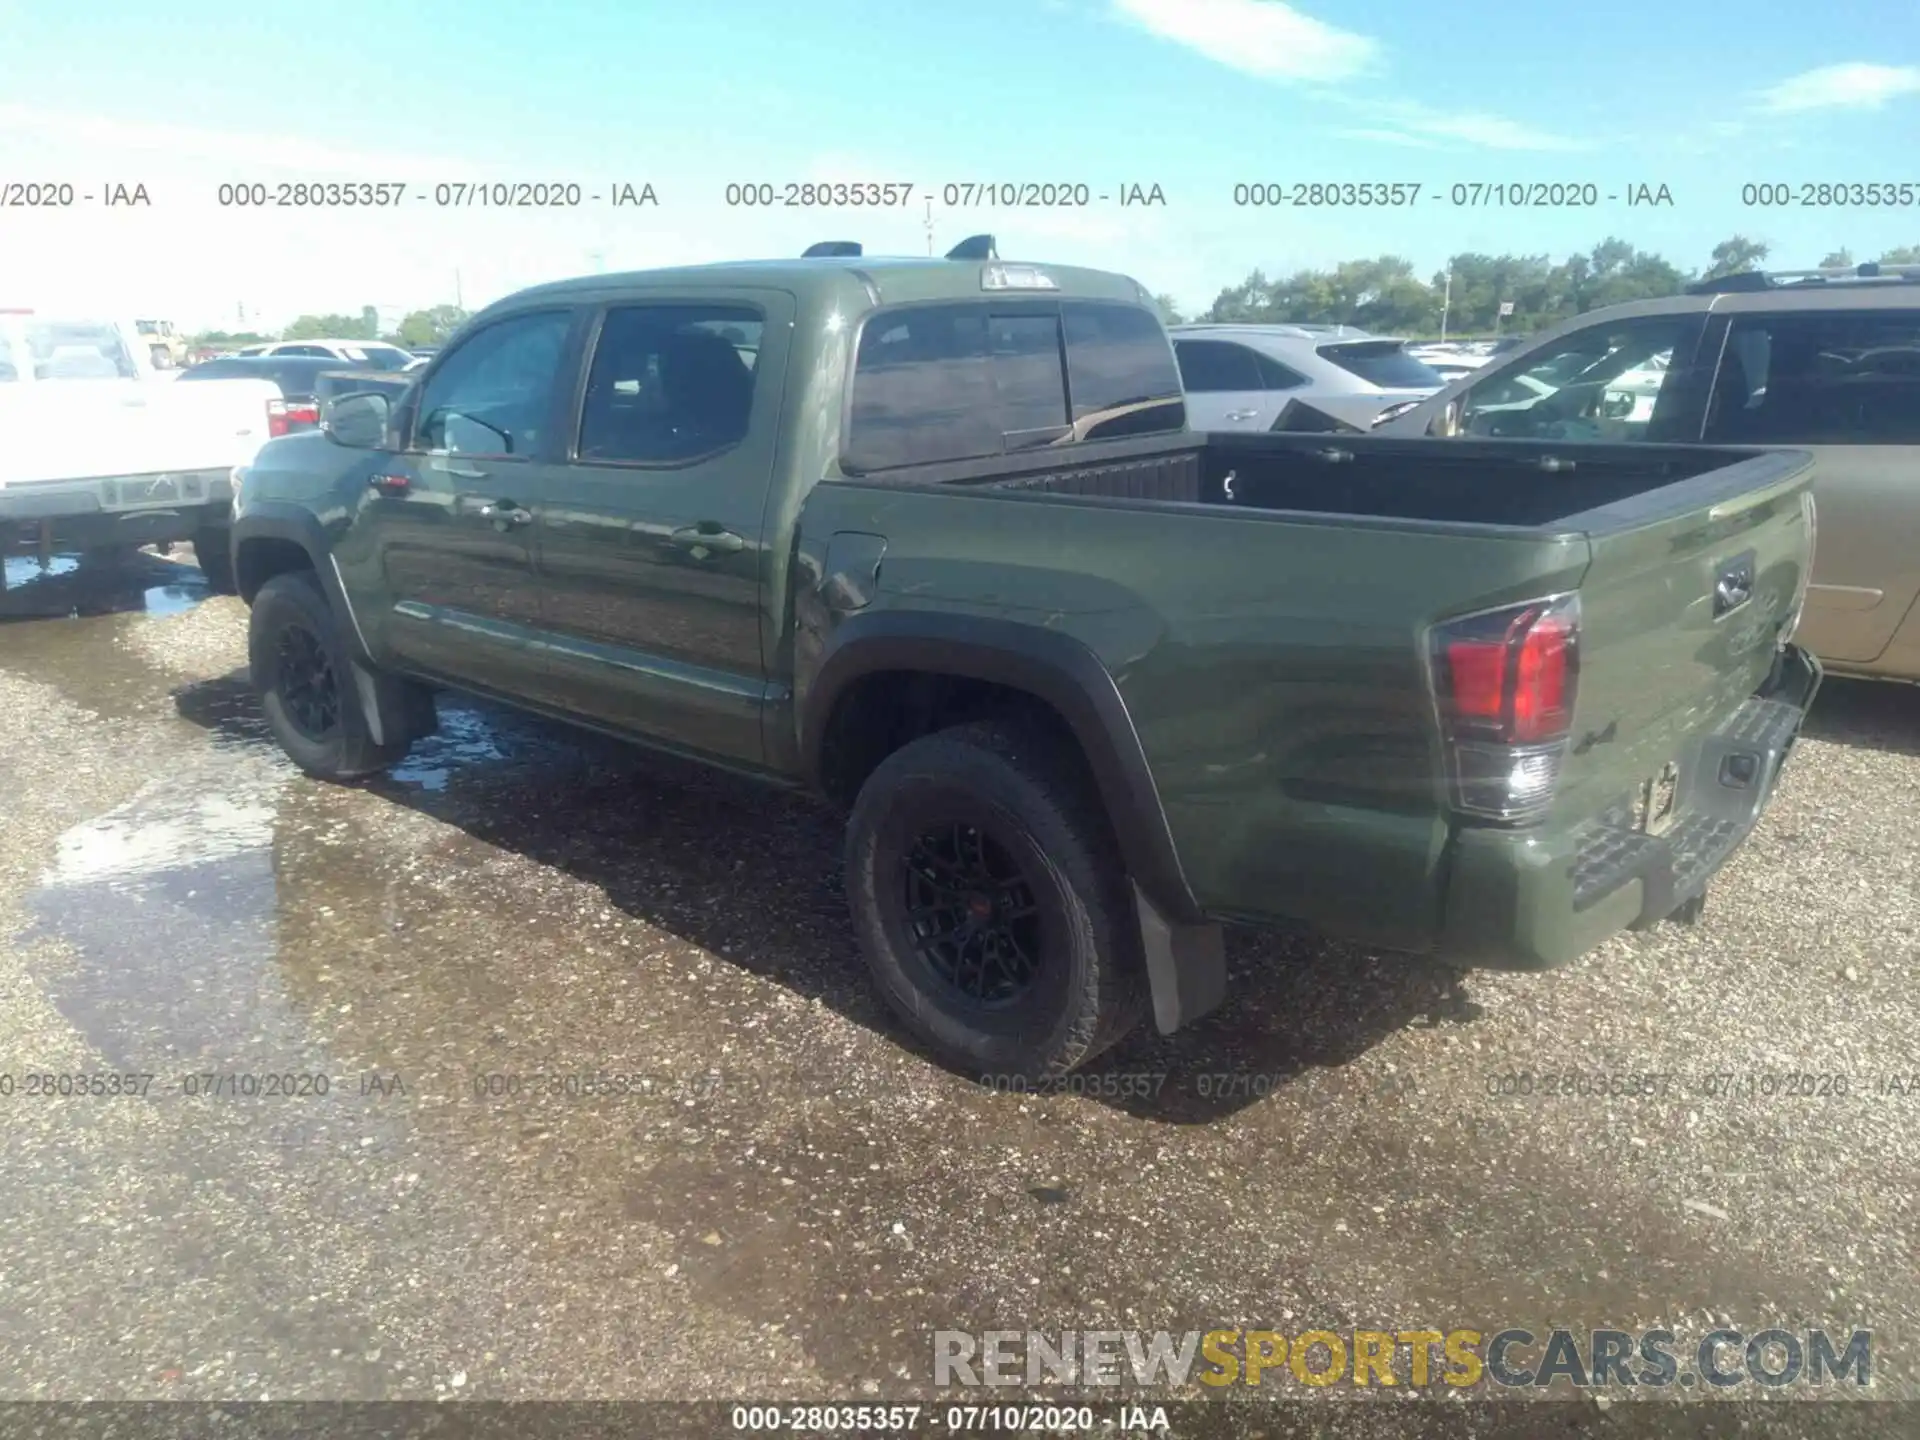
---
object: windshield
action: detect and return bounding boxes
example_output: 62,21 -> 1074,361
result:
1317,340 -> 1446,390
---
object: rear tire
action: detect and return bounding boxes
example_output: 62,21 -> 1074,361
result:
249,570 -> 410,780
844,719 -> 1147,1082
192,526 -> 236,594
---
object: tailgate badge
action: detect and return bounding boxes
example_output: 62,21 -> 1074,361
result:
1714,552 -> 1756,618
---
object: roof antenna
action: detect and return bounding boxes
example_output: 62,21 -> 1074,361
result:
945,234 -> 997,261
802,241 -> 862,258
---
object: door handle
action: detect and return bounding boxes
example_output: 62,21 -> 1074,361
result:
477,500 -> 534,530
671,525 -> 745,555
1224,409 -> 1260,422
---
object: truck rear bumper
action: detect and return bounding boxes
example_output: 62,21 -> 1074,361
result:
0,468 -> 234,521
1435,643 -> 1822,971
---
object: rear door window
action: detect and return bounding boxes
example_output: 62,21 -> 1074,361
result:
1704,311 -> 1920,445
575,304 -> 764,464
1173,339 -> 1263,392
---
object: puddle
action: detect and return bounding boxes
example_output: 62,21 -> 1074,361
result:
388,703 -> 508,791
1,550 -> 209,621
23,749 -> 410,1154
4,554 -> 80,585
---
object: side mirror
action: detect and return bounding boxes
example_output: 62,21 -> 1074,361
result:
1431,395 -> 1465,437
323,392 -> 391,449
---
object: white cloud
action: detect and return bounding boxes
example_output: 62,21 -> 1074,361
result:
1333,128 -> 1445,150
1102,6 -> 1579,151
1758,63 -> 1920,113
1109,0 -> 1377,83
1392,108 -> 1591,152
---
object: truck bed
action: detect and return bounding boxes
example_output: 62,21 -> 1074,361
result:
805,426 -> 1814,954
883,430 -> 1797,534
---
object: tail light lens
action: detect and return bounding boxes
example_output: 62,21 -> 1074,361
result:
265,398 -> 321,436
1429,595 -> 1581,824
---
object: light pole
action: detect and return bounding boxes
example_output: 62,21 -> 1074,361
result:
1439,266 -> 1451,344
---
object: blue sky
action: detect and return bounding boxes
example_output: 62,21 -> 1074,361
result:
2,0 -> 1916,327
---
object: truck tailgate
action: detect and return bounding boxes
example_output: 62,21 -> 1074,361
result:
0,378 -> 278,490
1551,447 -> 1817,822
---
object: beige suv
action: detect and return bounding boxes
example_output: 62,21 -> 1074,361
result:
1378,265 -> 1920,683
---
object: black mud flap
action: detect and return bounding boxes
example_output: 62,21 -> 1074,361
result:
1666,890 -> 1707,927
1134,883 -> 1227,1034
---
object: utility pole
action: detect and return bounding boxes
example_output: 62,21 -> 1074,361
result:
454,269 -> 464,309
924,197 -> 934,256
1439,267 -> 1451,344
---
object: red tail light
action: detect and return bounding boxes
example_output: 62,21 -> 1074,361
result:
265,398 -> 319,436
1430,596 -> 1581,823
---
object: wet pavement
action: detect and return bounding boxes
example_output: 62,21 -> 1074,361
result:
1,554 -> 1917,1432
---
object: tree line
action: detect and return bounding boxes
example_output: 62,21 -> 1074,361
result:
191,234 -> 1920,351
192,304 -> 472,351
1157,237 -> 1920,336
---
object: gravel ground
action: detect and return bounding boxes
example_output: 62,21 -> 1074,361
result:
0,552 -> 1915,1438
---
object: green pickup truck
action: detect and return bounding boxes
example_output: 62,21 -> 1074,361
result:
228,239 -> 1822,1079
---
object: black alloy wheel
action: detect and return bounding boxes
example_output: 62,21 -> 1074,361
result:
274,621 -> 340,739
900,819 -> 1046,1009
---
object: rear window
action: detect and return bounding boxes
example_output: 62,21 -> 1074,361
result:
845,299 -> 1178,471
1317,340 -> 1446,389
8,320 -> 140,380
355,345 -> 415,371
1061,302 -> 1184,440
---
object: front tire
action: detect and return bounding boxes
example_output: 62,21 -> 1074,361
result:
844,719 -> 1147,1082
249,570 -> 410,780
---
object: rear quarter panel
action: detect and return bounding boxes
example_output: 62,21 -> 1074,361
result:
796,479 -> 1594,951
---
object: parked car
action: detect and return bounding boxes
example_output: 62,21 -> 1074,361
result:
1171,323 -> 1449,431
313,367 -> 419,408
236,338 -> 416,371
177,354 -> 343,438
229,240 -> 1819,1080
0,312 -> 279,591
1377,263 -> 1920,683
